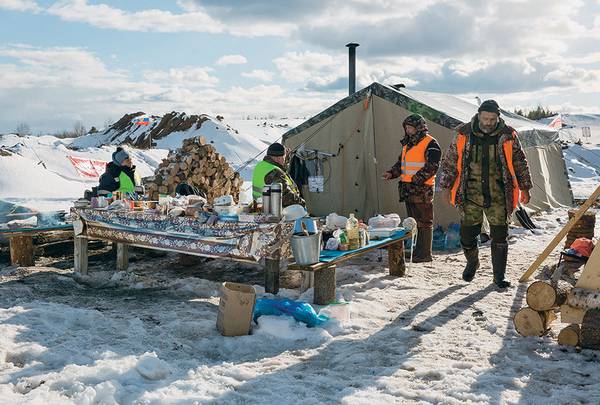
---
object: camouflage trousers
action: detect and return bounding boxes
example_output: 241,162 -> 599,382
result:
461,199 -> 508,227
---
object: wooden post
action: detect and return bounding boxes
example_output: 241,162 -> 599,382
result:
520,184 -> 600,282
264,257 -> 280,294
388,240 -> 406,277
314,265 -> 336,305
116,243 -> 129,271
74,236 -> 88,274
300,272 -> 314,293
9,235 -> 35,267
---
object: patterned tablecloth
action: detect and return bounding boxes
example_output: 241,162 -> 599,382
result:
73,208 -> 294,262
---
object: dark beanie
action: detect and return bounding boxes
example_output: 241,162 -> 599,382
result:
112,146 -> 130,166
478,99 -> 500,115
267,142 -> 285,157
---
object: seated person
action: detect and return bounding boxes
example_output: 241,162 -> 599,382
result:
252,142 -> 305,208
98,147 -> 142,196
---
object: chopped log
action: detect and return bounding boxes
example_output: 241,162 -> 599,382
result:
513,307 -> 556,337
9,235 -> 35,266
314,265 -> 336,305
560,304 -> 586,324
567,287 -> 600,310
558,324 -> 581,347
581,308 -> 600,349
526,281 -> 570,311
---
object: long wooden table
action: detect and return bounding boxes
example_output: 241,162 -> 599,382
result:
72,208 -> 293,293
288,230 -> 411,305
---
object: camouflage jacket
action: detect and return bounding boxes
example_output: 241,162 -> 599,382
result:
439,115 -> 533,217
263,155 -> 306,208
388,131 -> 441,203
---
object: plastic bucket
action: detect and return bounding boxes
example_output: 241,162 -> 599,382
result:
290,232 -> 322,265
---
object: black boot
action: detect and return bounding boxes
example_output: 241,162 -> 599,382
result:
462,247 -> 480,282
491,242 -> 510,288
413,227 -> 433,263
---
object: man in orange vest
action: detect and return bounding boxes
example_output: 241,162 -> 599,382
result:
439,100 -> 532,288
383,113 -> 441,262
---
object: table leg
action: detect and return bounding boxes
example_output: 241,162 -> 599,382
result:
116,243 -> 129,271
9,235 -> 35,267
300,271 -> 314,293
388,241 -> 406,277
264,257 -> 280,294
74,236 -> 88,274
314,265 -> 336,305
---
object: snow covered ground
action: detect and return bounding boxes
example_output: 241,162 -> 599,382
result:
1,208 -> 599,404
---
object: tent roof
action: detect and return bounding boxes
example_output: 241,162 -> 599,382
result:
283,82 -> 558,145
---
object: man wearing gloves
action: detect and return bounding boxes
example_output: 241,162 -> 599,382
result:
383,113 -> 441,263
439,100 -> 532,288
98,146 -> 142,195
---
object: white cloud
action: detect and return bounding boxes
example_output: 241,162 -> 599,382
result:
215,54 -> 247,66
46,0 -> 223,33
143,67 -> 219,87
0,0 -> 41,12
241,69 -> 273,82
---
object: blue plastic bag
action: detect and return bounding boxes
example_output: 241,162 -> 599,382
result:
253,298 -> 329,327
445,223 -> 462,251
432,225 -> 446,251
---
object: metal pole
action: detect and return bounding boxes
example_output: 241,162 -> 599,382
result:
346,43 -> 359,96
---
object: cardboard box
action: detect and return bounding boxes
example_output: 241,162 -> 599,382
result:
216,282 -> 256,336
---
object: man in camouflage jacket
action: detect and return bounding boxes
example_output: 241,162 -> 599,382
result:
439,100 -> 532,288
384,113 -> 441,262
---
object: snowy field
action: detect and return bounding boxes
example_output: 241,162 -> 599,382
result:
1,209 -> 600,403
2,117 -> 600,403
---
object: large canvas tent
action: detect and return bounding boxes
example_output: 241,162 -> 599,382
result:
282,83 -> 574,227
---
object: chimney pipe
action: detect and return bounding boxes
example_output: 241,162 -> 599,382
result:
346,43 -> 359,96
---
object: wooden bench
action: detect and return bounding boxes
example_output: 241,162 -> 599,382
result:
0,225 -> 73,266
287,232 -> 411,305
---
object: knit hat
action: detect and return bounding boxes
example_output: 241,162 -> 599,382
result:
112,147 -> 130,166
403,113 -> 428,134
478,99 -> 500,115
266,142 -> 285,157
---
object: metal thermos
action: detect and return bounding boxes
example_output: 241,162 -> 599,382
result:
270,183 -> 282,217
262,185 -> 271,214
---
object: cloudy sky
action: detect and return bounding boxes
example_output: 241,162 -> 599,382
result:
1,0 -> 600,133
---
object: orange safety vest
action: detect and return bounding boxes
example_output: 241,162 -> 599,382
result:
400,134 -> 435,186
450,133 -> 520,210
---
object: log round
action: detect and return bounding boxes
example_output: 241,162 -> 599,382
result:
557,324 -> 581,347
526,281 -> 569,311
513,307 -> 556,337
581,308 -> 600,350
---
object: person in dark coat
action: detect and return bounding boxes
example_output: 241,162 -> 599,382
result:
98,147 -> 141,195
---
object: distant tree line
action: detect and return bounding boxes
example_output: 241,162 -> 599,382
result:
14,121 -> 99,138
513,105 -> 557,121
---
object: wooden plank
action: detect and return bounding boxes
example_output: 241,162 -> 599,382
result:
264,257 -> 280,294
73,236 -> 88,275
314,265 -> 336,305
9,234 -> 34,266
388,241 -> 406,277
575,245 -> 600,291
520,184 -> 600,282
116,243 -> 129,271
560,304 -> 586,324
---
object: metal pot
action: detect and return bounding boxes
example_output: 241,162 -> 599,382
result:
290,231 -> 322,265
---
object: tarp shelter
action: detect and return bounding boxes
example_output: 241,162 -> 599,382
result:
282,83 -> 574,227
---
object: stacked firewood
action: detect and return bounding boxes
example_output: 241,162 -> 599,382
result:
514,280 -> 600,350
144,136 -> 242,203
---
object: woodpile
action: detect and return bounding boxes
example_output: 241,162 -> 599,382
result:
564,209 -> 595,249
144,136 -> 242,203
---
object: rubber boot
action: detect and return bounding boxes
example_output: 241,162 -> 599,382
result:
412,227 -> 433,263
492,242 -> 511,288
462,247 -> 480,282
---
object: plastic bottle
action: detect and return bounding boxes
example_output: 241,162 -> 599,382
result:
346,213 -> 360,250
